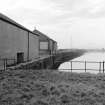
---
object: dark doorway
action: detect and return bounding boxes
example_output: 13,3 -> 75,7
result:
17,52 -> 24,64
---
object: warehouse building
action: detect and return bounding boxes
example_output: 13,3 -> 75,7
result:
0,13 -> 39,64
33,29 -> 57,56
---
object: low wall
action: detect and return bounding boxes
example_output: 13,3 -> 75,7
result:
9,49 -> 86,70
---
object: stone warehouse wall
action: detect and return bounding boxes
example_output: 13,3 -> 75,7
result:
0,20 -> 39,61
29,33 -> 39,60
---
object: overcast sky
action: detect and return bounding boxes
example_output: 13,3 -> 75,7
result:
0,0 -> 105,49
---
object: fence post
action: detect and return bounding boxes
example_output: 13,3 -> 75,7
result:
14,58 -> 16,65
52,55 -> 54,65
4,59 -> 6,70
71,61 -> 72,72
103,61 -> 104,73
41,61 -> 44,69
99,62 -> 101,73
5,58 -> 7,70
85,61 -> 86,72
3,59 -> 5,70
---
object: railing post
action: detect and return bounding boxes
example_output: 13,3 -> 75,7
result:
4,59 -> 7,70
52,55 -> 54,65
41,61 -> 43,69
3,59 -> 5,70
103,61 -> 104,73
14,58 -> 16,65
99,62 -> 101,73
85,61 -> 86,72
71,61 -> 72,72
5,58 -> 7,70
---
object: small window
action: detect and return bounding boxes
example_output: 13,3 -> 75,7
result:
40,41 -> 48,50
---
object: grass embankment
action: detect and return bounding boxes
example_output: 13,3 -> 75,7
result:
0,70 -> 105,105
52,49 -> 86,69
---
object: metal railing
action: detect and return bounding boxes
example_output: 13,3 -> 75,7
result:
0,58 -> 16,70
59,60 -> 105,73
1,57 -> 105,73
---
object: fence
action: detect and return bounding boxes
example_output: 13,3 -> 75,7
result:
0,58 -> 16,70
1,58 -> 105,73
59,61 -> 105,73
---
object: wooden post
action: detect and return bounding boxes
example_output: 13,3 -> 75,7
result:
85,61 -> 86,72
71,61 -> 72,72
99,62 -> 101,73
103,61 -> 104,73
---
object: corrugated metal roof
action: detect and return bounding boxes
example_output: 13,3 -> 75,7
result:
0,13 -> 39,36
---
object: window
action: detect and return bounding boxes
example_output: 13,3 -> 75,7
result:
40,41 -> 48,50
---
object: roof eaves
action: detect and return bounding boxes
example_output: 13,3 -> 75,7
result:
33,29 -> 57,42
33,29 -> 50,38
0,13 -> 39,36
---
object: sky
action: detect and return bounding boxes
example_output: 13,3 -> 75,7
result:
0,0 -> 105,49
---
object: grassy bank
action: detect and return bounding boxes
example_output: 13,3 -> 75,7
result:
0,70 -> 105,105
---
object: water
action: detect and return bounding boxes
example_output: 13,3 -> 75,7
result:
59,52 -> 105,73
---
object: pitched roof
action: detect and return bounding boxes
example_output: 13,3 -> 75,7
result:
33,29 -> 56,42
0,13 -> 39,36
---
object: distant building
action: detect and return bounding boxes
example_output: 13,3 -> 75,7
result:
33,29 -> 57,56
0,13 -> 39,64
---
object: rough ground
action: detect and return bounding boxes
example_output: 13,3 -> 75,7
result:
0,70 -> 105,105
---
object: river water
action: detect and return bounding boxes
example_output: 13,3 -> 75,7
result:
59,52 -> 105,73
